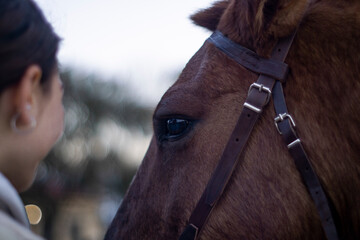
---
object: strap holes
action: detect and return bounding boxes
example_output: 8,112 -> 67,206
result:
305,167 -> 309,171
326,218 -> 331,223
235,138 -> 239,142
247,114 -> 251,118
278,48 -> 281,52
315,191 -> 319,195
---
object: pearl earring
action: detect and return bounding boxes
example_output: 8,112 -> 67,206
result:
10,104 -> 37,134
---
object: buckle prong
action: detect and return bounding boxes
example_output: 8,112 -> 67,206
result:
244,83 -> 272,113
287,139 -> 301,149
274,113 -> 296,134
248,83 -> 272,104
244,103 -> 261,113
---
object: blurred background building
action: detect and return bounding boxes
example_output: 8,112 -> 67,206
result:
20,0 -> 214,239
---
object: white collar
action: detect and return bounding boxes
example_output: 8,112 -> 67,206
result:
0,172 -> 29,228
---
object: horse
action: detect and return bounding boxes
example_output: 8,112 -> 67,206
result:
105,0 -> 360,239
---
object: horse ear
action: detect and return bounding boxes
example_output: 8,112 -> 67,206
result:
190,1 -> 230,31
255,0 -> 308,38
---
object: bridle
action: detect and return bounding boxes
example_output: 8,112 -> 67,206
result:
178,29 -> 340,240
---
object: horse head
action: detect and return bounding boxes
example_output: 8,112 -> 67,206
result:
105,0 -> 360,239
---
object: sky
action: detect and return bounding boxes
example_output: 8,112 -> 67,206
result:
34,0 -> 215,105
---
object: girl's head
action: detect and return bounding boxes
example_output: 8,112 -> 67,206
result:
0,0 -> 60,91
0,0 -> 64,192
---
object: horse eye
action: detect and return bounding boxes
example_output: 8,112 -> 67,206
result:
154,117 -> 193,143
166,119 -> 189,137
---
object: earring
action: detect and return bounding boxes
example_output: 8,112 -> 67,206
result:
10,104 -> 37,134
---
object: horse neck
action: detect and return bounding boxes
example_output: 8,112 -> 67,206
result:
289,1 -> 360,138
284,3 -> 360,236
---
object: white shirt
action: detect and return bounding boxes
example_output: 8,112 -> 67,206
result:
0,172 -> 43,240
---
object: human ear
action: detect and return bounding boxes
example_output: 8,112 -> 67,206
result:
11,65 -> 42,132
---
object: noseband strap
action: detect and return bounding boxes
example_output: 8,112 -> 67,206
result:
179,30 -> 340,240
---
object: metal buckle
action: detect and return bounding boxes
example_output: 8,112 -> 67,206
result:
274,113 -> 296,134
287,139 -> 301,149
243,102 -> 261,113
244,83 -> 272,113
179,224 -> 198,240
248,83 -> 272,104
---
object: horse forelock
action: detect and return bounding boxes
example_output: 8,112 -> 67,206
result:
191,0 -> 310,56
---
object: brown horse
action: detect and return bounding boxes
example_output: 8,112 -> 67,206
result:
105,0 -> 360,239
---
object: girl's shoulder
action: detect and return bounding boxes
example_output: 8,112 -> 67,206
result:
0,211 -> 44,240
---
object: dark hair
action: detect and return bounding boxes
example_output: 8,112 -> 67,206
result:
0,0 -> 60,92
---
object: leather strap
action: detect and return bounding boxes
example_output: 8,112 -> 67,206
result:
208,31 -> 289,81
179,32 -> 297,240
179,28 -> 340,239
272,82 -> 340,240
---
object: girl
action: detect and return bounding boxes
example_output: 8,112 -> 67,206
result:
0,0 -> 63,239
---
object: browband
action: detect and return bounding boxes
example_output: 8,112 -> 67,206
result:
208,31 -> 289,81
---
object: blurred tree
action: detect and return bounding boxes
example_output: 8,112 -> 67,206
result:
21,67 -> 154,239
